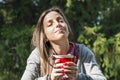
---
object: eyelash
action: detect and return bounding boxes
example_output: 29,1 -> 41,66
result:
47,19 -> 63,27
59,20 -> 63,22
48,23 -> 52,27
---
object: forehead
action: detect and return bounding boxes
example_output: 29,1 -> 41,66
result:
44,11 -> 62,22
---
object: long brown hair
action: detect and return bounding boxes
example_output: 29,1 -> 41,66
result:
31,6 -> 73,76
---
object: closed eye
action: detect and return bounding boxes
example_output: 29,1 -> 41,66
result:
59,19 -> 63,23
47,20 -> 53,27
57,16 -> 64,23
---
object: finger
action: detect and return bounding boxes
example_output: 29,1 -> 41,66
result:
66,71 -> 78,79
63,65 -> 78,75
63,63 -> 78,70
53,68 -> 65,73
51,68 -> 66,80
63,62 -> 76,66
53,59 -> 61,68
51,73 -> 64,80
64,69 -> 77,74
54,59 -> 61,64
53,68 -> 77,76
53,73 -> 64,77
64,66 -> 78,71
51,69 -> 65,80
54,63 -> 65,69
53,63 -> 63,69
67,74 -> 76,80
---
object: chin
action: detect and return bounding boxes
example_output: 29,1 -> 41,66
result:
58,36 -> 68,40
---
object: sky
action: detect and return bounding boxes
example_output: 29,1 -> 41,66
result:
0,0 -> 3,2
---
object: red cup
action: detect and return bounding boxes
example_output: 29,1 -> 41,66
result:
53,55 -> 74,63
53,55 -> 74,80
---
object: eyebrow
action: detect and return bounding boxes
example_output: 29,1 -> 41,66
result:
56,16 -> 63,20
46,18 -> 52,22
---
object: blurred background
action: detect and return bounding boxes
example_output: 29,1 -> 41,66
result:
0,0 -> 120,80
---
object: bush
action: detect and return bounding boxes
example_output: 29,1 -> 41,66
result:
77,25 -> 120,80
0,24 -> 34,80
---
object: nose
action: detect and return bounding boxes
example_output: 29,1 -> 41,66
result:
54,20 -> 61,28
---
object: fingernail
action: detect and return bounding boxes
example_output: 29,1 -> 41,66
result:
64,62 -> 68,66
60,65 -> 64,68
62,69 -> 64,73
62,70 -> 65,76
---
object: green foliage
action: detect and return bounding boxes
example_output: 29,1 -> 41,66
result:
77,25 -> 120,80
0,10 -> 4,25
0,0 -> 120,80
0,25 -> 34,80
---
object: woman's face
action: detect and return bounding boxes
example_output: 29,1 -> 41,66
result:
43,11 -> 69,42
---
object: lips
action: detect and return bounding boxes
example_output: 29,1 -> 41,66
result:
55,28 -> 65,33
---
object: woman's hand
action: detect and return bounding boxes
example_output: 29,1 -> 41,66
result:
50,59 -> 64,80
50,59 -> 78,80
63,62 -> 78,80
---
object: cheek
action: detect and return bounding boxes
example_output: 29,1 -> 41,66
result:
64,24 -> 69,33
45,31 -> 50,37
44,28 -> 54,38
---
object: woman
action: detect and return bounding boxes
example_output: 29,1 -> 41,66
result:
21,6 -> 106,80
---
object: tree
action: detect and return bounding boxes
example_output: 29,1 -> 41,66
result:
0,0 -> 120,80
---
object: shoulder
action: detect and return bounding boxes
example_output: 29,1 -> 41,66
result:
27,48 -> 39,64
79,44 -> 93,54
75,43 -> 95,61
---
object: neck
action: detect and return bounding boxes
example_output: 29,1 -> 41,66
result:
50,40 -> 70,55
